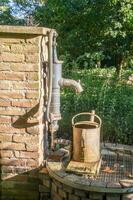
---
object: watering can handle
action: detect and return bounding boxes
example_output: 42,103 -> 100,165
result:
72,112 -> 102,127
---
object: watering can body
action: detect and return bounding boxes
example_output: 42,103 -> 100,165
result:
72,112 -> 102,163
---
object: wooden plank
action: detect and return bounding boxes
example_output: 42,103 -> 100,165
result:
66,160 -> 101,176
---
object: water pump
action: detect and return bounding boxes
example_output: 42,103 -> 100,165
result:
46,30 -> 83,150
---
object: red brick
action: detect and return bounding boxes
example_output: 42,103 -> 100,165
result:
0,72 -> 25,81
106,194 -> 120,200
51,182 -> 57,193
0,158 -> 26,166
1,172 -> 30,181
0,142 -> 25,150
0,81 -> 10,89
1,166 -> 14,173
11,116 -> 37,129
52,193 -> 62,200
0,108 -> 26,116
0,125 -> 26,133
27,118 -> 38,124
1,52 -> 24,62
53,180 -> 62,189
25,54 -> 39,63
39,168 -> 48,174
0,44 -> 10,52
26,72 -> 38,81
89,192 -> 104,200
24,45 -> 39,53
0,91 -> 24,99
11,116 -> 18,122
10,174 -> 28,181
0,116 -> 11,124
14,151 -> 19,158
16,151 -> 39,159
58,188 -> 67,198
26,159 -> 38,167
0,37 -> 25,44
75,189 -> 86,197
1,172 -> 16,180
26,144 -> 38,152
69,194 -> 80,200
0,54 -> 2,62
12,82 -> 39,90
10,44 -> 39,54
1,150 -> 14,158
12,100 -> 37,108
0,63 -> 10,71
0,100 -> 11,107
10,44 -> 23,53
10,63 -> 38,72
26,37 -> 39,44
26,126 -> 39,135
1,166 -> 31,174
13,134 -> 38,144
0,134 -> 12,142
25,91 -> 39,99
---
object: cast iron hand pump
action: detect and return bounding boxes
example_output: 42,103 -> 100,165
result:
46,30 -> 83,150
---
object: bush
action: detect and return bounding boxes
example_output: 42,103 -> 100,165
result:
60,52 -> 105,70
58,68 -> 133,145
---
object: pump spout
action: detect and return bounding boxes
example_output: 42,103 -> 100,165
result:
59,78 -> 83,93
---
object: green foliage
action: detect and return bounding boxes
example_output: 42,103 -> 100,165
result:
0,0 -> 41,25
0,0 -> 24,25
0,0 -> 133,69
0,0 -> 133,144
61,52 -> 105,70
12,0 -> 40,16
34,0 -> 133,69
59,68 -> 133,145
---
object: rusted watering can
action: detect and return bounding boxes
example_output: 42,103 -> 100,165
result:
72,111 -> 102,164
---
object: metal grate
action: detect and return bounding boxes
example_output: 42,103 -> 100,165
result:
97,150 -> 133,183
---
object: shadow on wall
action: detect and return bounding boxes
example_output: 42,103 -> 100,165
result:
0,103 -> 48,199
12,104 -> 39,128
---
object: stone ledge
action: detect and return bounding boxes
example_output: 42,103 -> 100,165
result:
47,161 -> 133,194
0,25 -> 53,35
46,143 -> 133,194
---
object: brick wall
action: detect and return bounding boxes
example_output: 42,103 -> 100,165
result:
39,172 -> 133,200
0,26 -> 50,200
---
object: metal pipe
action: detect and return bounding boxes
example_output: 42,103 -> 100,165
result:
46,29 -> 55,122
49,32 -> 63,123
59,78 -> 83,93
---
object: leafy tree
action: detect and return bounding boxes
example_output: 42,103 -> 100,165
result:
0,0 -> 133,75
34,0 -> 133,74
12,0 -> 40,18
0,0 -> 13,24
0,0 -> 24,24
0,0 -> 40,25
101,0 -> 133,76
